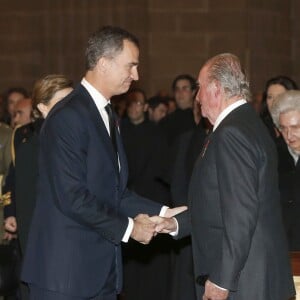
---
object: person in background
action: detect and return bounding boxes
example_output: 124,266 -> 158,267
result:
155,53 -> 295,300
1,87 -> 29,127
270,90 -> 300,250
160,74 -> 197,146
159,74 -> 198,187
261,75 -> 298,140
0,122 -> 12,183
260,75 -> 299,250
167,97 -> 177,114
121,88 -> 171,300
251,91 -> 263,114
12,98 -> 33,128
3,74 -> 73,300
0,122 -> 12,250
111,94 -> 128,119
147,95 -> 168,124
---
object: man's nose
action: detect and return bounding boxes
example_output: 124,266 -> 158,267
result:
287,128 -> 293,140
131,68 -> 139,81
195,91 -> 201,103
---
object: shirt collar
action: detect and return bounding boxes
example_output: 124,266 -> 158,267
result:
213,99 -> 247,132
81,78 -> 110,108
287,146 -> 299,165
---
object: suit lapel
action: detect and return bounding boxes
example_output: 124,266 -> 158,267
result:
115,125 -> 128,188
295,156 -> 300,171
79,85 -> 120,173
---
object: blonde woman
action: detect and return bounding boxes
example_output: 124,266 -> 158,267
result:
3,74 -> 72,300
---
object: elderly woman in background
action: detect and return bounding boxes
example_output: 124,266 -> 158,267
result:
261,75 -> 298,140
270,90 -> 300,251
3,74 -> 73,300
260,77 -> 300,250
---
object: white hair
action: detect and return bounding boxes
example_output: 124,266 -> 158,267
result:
270,90 -> 300,128
205,53 -> 251,102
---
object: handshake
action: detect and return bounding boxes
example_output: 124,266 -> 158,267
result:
130,206 -> 187,244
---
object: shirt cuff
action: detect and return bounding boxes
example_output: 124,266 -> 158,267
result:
213,282 -> 227,291
169,217 -> 179,236
159,206 -> 168,217
122,217 -> 133,243
159,206 -> 179,236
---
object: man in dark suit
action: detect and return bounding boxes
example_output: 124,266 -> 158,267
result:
120,89 -> 171,300
155,53 -> 295,300
21,26 -> 184,300
270,90 -> 300,251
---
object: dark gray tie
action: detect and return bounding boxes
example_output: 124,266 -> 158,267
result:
105,103 -> 118,157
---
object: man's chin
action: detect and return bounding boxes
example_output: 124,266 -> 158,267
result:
121,84 -> 132,94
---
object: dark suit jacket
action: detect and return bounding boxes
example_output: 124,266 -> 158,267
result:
278,145 -> 300,250
21,84 -> 162,298
3,119 -> 43,253
176,103 -> 295,300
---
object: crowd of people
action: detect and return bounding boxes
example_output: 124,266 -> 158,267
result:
0,25 -> 299,300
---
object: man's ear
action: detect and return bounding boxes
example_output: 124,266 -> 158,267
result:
212,80 -> 222,97
97,57 -> 108,73
37,103 -> 47,116
192,89 -> 197,98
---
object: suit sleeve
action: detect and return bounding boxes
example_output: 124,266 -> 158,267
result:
43,108 -> 128,245
210,127 -> 260,291
119,188 -> 162,217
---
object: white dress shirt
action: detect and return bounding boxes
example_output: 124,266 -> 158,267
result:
213,99 -> 247,132
81,78 -> 168,242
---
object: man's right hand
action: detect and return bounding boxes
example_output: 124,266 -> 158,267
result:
4,216 -> 17,233
3,216 -> 17,241
130,214 -> 156,245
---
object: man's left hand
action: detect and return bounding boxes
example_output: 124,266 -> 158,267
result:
203,279 -> 229,300
150,216 -> 177,233
164,206 -> 187,218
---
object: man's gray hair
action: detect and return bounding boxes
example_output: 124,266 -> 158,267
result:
205,53 -> 251,102
85,26 -> 139,71
270,90 -> 300,128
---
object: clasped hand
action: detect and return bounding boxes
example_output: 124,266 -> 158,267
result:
130,206 -> 187,244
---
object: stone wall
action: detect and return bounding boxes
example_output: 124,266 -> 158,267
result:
0,0 -> 298,97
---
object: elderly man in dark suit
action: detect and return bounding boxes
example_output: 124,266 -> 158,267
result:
155,53 -> 295,300
21,26 -> 185,300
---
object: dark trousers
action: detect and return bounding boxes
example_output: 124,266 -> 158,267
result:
29,285 -> 116,300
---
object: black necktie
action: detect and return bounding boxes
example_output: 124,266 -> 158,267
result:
105,103 -> 118,157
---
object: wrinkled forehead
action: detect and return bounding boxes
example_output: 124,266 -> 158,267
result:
279,110 -> 300,125
197,64 -> 210,86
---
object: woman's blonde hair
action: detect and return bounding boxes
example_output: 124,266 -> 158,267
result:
32,74 -> 73,117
